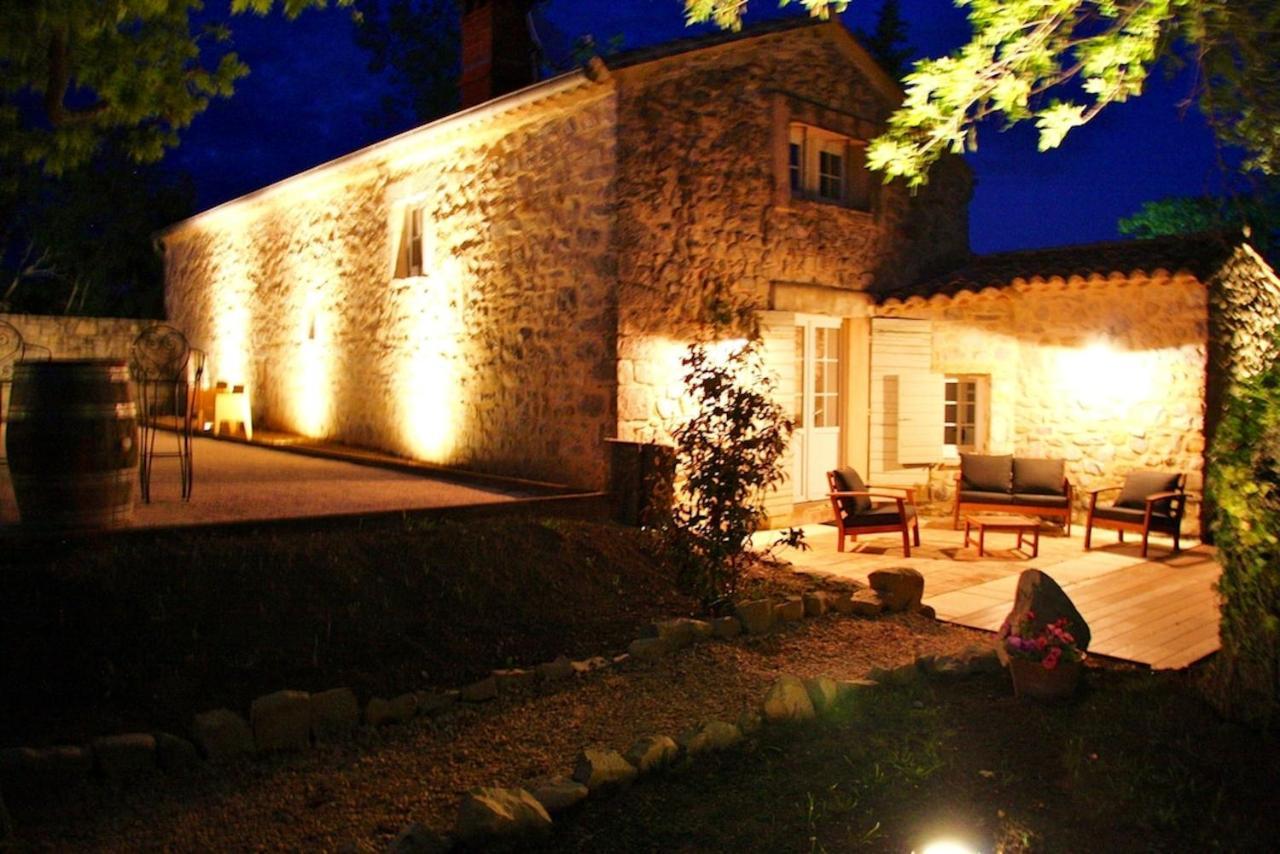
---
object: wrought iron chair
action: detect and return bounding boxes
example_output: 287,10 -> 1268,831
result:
1,320 -> 52,469
827,467 -> 921,556
130,324 -> 205,502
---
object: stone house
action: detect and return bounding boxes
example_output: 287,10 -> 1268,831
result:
160,10 -> 1280,530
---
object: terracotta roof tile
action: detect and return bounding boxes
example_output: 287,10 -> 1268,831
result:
880,232 -> 1242,305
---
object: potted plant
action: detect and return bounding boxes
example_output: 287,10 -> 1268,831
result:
1002,611 -> 1086,701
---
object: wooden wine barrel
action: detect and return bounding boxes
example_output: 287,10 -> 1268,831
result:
5,359 -> 138,530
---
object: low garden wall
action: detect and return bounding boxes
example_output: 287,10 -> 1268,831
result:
1,313 -> 149,362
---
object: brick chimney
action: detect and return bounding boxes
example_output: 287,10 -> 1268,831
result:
459,0 -> 539,109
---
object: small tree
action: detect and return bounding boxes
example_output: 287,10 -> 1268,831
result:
668,341 -> 793,607
1207,351 -> 1280,727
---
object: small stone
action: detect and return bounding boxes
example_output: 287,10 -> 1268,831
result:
493,668 -> 537,693
775,597 -> 805,623
826,589 -> 855,615
736,709 -> 763,734
0,745 -> 91,791
869,663 -> 920,687
918,604 -> 937,620
644,617 -> 713,648
365,693 -> 417,726
455,787 -> 551,842
679,720 -> 742,755
802,592 -> 828,617
154,733 -> 199,773
711,616 -> 742,639
804,677 -> 840,715
537,655 -> 574,682
251,690 -> 312,752
310,688 -> 359,740
570,656 -> 609,675
388,823 -> 450,854
91,733 -> 157,783
835,679 -> 880,699
625,735 -> 679,773
734,599 -> 775,634
612,653 -> 630,666
868,567 -> 925,612
459,676 -> 498,703
525,776 -> 589,813
628,637 -> 670,661
850,589 -> 887,617
415,690 -> 460,717
192,709 -> 253,763
761,675 -> 816,722
571,746 -> 638,792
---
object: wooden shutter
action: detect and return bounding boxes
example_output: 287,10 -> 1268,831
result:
870,318 -> 944,470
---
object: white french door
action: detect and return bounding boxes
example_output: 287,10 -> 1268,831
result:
792,315 -> 842,502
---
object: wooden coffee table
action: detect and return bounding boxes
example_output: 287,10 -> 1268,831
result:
963,514 -> 1041,558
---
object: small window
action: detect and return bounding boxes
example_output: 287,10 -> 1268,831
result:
394,205 -> 426,279
408,207 -> 424,277
944,375 -> 988,457
818,148 -> 844,202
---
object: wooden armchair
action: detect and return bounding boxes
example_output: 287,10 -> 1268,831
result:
826,467 -> 921,556
1084,471 -> 1188,557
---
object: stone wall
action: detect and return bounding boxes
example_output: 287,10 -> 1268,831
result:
0,313 -> 149,362
878,273 -> 1209,530
610,23 -> 971,445
163,80 -> 618,490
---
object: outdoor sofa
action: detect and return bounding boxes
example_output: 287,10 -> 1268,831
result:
952,453 -> 1073,533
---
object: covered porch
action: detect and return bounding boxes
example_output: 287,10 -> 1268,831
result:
763,518 -> 1221,670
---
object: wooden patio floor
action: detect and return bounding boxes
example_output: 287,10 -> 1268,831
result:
761,518 -> 1221,670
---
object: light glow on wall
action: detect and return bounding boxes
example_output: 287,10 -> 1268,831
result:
207,232 -> 254,389
1055,339 -> 1159,411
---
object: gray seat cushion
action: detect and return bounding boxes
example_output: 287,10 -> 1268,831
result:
1093,504 -> 1179,533
1013,458 -> 1065,495
958,489 -> 1013,505
831,467 -> 872,514
960,453 -> 1013,494
847,501 -> 917,527
1116,471 -> 1182,512
1013,493 -> 1069,508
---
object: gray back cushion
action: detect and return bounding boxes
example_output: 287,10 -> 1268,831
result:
1013,458 -> 1065,495
1116,471 -> 1182,513
960,453 -> 1013,494
832,466 -> 872,514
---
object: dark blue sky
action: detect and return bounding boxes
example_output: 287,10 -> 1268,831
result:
173,0 -> 1224,254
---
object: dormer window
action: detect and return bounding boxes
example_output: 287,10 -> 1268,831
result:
788,122 -> 870,210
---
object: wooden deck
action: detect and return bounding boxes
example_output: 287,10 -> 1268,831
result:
763,518 -> 1221,670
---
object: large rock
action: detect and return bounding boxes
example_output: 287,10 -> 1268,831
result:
251,690 -> 312,752
868,568 -> 925,612
774,597 -> 805,623
998,569 -> 1091,664
311,688 -> 359,741
537,655 -> 574,682
627,637 -> 670,661
0,745 -> 92,791
387,823 -> 450,854
454,787 -> 551,842
525,776 -> 589,813
761,675 -> 816,722
734,599 -> 775,635
192,709 -> 253,763
644,617 -> 712,648
154,732 -> 200,773
91,733 -> 157,783
736,709 -> 763,734
803,677 -> 840,715
365,693 -> 417,727
625,734 -> 679,773
571,746 -> 637,792
711,616 -> 742,639
679,720 -> 742,755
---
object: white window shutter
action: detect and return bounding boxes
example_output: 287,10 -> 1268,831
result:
870,318 -> 944,468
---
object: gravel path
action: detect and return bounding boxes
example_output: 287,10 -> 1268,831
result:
17,613 -> 990,851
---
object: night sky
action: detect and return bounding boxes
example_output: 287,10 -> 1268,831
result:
171,0 -> 1225,255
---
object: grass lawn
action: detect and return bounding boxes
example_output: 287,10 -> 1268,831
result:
523,665 -> 1279,853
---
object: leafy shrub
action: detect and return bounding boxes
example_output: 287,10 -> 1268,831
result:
1207,353 -> 1280,727
665,341 -> 793,607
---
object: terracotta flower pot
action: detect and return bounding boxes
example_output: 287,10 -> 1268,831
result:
1008,656 -> 1083,701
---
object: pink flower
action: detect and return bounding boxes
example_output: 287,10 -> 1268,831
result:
1043,647 -> 1062,670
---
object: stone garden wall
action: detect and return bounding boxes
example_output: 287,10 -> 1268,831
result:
878,273 -> 1209,530
0,313 -> 148,362
610,24 -> 972,446
163,77 -> 619,490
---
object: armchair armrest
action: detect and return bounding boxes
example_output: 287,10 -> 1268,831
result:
1087,484 -> 1124,496
829,490 -> 913,503
866,483 -> 917,504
